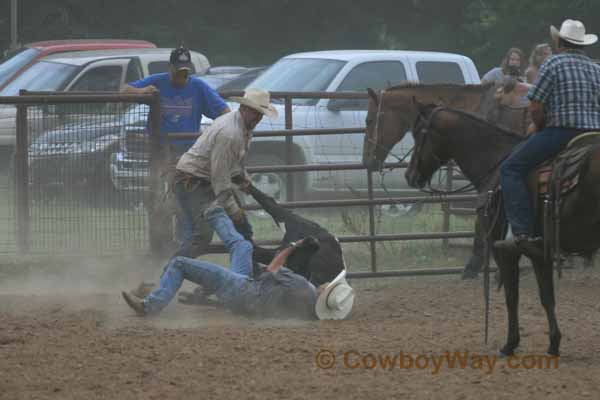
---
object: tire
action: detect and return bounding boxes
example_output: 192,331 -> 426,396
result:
247,152 -> 289,198
244,152 -> 292,217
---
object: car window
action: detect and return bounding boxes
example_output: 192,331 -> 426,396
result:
416,61 -> 465,84
1,61 -> 78,96
125,59 -> 143,83
333,61 -> 408,110
250,58 -> 346,105
148,61 -> 196,75
70,65 -> 124,92
0,47 -> 42,88
219,69 -> 265,91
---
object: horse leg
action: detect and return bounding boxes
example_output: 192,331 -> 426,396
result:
583,251 -> 595,268
462,212 -> 484,279
497,250 -> 522,356
531,258 -> 562,356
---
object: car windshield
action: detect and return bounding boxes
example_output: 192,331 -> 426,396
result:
249,58 -> 346,105
0,47 -> 42,88
1,61 -> 78,96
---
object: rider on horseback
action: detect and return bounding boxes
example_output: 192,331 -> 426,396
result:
495,19 -> 600,257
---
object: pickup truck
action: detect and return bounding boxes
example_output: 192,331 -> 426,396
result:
111,50 -> 480,205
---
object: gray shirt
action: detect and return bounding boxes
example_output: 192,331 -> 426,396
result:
176,110 -> 251,215
240,266 -> 318,319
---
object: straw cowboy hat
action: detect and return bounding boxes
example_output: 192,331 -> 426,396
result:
315,269 -> 355,320
551,19 -> 598,46
230,88 -> 279,119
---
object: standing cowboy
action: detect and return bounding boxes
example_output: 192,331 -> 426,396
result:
173,88 -> 278,258
495,19 -> 600,257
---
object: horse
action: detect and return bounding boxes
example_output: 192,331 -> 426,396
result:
362,81 -> 531,279
404,102 -> 600,356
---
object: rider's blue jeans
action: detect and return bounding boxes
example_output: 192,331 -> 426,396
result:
144,207 -> 254,314
500,126 -> 585,236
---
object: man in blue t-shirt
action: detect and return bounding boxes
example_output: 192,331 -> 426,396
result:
122,46 -> 230,150
122,47 -> 232,256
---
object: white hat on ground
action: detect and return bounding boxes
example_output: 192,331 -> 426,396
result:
315,269 -> 355,320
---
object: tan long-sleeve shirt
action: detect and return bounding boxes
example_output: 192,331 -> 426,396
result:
176,110 -> 251,215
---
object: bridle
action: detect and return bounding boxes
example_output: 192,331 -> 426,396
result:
366,89 -> 414,167
411,106 -> 510,196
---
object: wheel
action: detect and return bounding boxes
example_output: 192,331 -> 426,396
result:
245,152 -> 290,217
377,202 -> 422,218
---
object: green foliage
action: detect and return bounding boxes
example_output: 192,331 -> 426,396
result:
0,1 -> 598,72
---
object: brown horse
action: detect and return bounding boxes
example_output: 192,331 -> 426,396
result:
362,82 -> 530,278
405,103 -> 600,356
362,81 -> 530,170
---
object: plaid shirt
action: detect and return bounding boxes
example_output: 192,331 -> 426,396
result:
528,50 -> 600,129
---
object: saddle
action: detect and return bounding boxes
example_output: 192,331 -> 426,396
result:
534,132 -> 600,196
479,132 -> 600,272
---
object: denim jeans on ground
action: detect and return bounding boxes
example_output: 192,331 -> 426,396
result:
500,126 -> 585,235
144,207 -> 254,314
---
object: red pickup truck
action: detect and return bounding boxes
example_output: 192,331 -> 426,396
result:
0,39 -> 156,91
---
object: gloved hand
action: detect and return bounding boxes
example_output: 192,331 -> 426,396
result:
233,213 -> 254,242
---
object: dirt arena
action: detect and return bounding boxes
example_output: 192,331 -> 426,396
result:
1,260 -> 600,400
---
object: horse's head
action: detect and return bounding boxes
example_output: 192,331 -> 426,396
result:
363,88 -> 409,171
405,101 -> 451,189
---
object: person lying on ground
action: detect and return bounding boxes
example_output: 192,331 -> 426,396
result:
122,206 -> 354,320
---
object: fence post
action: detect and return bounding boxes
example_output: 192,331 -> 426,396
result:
148,92 -> 162,255
284,96 -> 295,201
367,170 -> 377,272
442,165 -> 453,248
15,102 -> 30,253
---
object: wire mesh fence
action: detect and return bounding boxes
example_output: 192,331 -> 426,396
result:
0,92 -> 159,255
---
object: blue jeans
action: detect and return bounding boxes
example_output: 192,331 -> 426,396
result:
145,207 -> 254,314
500,126 -> 585,235
173,179 -> 215,258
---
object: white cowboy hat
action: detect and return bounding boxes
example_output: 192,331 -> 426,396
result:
315,269 -> 355,320
550,19 -> 597,46
229,88 -> 279,119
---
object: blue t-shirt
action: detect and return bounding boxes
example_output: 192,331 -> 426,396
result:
129,73 -> 227,148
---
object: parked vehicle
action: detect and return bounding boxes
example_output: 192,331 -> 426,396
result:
232,50 -> 480,202
0,39 -> 156,91
21,48 -> 210,185
109,51 -> 479,205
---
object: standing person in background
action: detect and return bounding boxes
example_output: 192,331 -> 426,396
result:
121,46 -> 232,255
525,43 -> 553,83
481,47 -> 527,84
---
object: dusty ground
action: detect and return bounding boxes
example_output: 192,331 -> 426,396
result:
1,260 -> 600,400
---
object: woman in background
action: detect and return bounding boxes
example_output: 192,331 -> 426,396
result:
481,47 -> 527,84
525,43 -> 553,83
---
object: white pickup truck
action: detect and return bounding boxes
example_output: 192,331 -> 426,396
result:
232,50 -> 481,201
111,50 -> 481,203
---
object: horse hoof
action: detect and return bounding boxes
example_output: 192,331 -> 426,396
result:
547,346 -> 560,357
498,344 -> 517,357
461,269 -> 479,280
